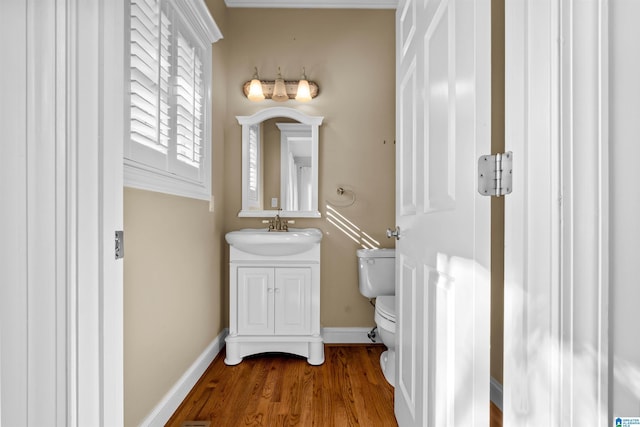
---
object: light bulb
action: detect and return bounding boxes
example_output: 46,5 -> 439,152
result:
272,67 -> 288,102
247,67 -> 264,101
295,79 -> 312,102
248,79 -> 265,101
295,68 -> 312,102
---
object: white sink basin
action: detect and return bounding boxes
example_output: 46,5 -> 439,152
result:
225,228 -> 323,256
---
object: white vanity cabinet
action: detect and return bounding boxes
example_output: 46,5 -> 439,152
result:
237,267 -> 311,336
224,237 -> 323,365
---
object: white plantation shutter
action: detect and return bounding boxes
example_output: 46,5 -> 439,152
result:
125,0 -> 222,200
246,124 -> 261,210
174,30 -> 204,171
129,0 -> 171,168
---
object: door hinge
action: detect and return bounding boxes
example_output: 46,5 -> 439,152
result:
115,230 -> 124,260
478,152 -> 513,197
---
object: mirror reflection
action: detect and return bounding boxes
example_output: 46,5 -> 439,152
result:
237,107 -> 323,218
276,122 -> 313,211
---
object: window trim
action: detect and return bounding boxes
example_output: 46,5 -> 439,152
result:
124,0 -> 222,201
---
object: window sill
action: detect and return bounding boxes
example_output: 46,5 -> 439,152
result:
124,158 -> 210,201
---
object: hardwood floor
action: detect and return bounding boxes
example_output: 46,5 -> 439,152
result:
490,402 -> 502,427
167,345 -> 394,427
167,344 -> 503,427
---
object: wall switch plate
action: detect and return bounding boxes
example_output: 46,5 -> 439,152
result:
209,195 -> 214,212
271,197 -> 278,208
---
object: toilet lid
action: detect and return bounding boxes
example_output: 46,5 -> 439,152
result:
356,248 -> 396,259
376,296 -> 396,322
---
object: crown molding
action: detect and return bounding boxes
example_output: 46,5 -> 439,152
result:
224,0 -> 397,9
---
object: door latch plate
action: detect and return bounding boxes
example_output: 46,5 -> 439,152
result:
115,230 -> 124,260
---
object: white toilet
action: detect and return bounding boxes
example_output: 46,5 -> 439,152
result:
357,248 -> 396,386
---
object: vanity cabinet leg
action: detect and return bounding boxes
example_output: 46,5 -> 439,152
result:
307,340 -> 325,365
224,341 -> 242,366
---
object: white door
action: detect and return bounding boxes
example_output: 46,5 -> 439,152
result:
395,0 -> 491,425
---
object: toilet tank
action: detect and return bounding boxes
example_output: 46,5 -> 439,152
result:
356,248 -> 395,298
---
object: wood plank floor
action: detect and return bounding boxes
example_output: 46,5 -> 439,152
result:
490,402 -> 502,427
167,344 -> 502,427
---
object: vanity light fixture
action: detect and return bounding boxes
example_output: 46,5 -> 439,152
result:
243,66 -> 319,102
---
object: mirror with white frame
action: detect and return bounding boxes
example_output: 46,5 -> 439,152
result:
236,107 -> 323,218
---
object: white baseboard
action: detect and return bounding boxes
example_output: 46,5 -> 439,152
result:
139,328 -> 229,427
322,327 -> 379,344
490,376 -> 503,411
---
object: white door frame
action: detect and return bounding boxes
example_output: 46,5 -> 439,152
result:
0,0 -> 124,425
66,0 -> 126,423
98,0 -> 126,424
557,1 -> 609,424
504,0 -> 609,425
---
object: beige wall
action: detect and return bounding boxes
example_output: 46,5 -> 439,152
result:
123,1 -> 228,425
223,8 -> 396,327
123,189 -> 224,426
263,118 -> 284,203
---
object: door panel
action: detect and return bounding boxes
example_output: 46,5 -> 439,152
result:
397,255 -> 418,417
399,57 -> 418,216
275,268 -> 311,335
238,268 -> 274,335
425,3 -> 455,211
395,0 -> 491,425
434,264 -> 454,426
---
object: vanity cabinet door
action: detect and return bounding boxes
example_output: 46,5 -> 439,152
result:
274,268 -> 311,335
237,267 -> 274,335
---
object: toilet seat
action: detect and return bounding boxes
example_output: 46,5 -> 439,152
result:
375,296 -> 396,332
